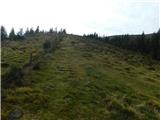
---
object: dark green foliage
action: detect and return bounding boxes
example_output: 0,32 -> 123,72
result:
32,62 -> 40,70
151,31 -> 160,60
24,27 -> 36,37
85,32 -> 99,39
1,26 -> 8,40
9,28 -> 16,40
16,28 -> 25,40
2,65 -> 24,88
9,28 -> 25,40
43,38 -> 57,53
35,26 -> 40,33
9,28 -> 24,40
43,28 -> 66,53
61,29 -> 66,35
106,30 -> 160,60
43,40 -> 51,49
29,53 -> 33,65
25,27 -> 37,36
49,28 -> 54,33
58,29 -> 66,40
25,28 -> 30,35
29,28 -> 34,34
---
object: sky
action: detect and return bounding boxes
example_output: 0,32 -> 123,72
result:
0,0 -> 159,36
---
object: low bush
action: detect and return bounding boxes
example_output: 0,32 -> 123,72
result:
2,65 -> 24,88
43,40 -> 56,53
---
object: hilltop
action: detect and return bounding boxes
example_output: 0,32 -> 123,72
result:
1,32 -> 160,120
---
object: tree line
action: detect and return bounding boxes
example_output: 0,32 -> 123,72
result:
1,26 -> 66,41
84,30 -> 160,60
1,26 -> 25,40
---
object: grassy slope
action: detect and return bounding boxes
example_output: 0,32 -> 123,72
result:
2,34 -> 160,120
1,35 -> 44,76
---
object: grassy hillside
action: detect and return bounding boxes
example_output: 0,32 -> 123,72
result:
1,34 -> 160,120
1,34 -> 44,75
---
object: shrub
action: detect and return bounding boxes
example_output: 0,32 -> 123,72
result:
2,65 -> 24,88
32,62 -> 41,70
43,40 -> 56,53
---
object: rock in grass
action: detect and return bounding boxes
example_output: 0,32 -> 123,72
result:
8,109 -> 22,120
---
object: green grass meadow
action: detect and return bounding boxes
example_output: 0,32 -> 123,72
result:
1,34 -> 160,120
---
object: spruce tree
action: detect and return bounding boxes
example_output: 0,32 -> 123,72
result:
1,26 -> 7,40
9,28 -> 16,40
17,28 -> 24,39
35,26 -> 39,33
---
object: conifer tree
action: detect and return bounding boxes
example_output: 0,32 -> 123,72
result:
1,26 -> 7,40
9,28 -> 16,40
